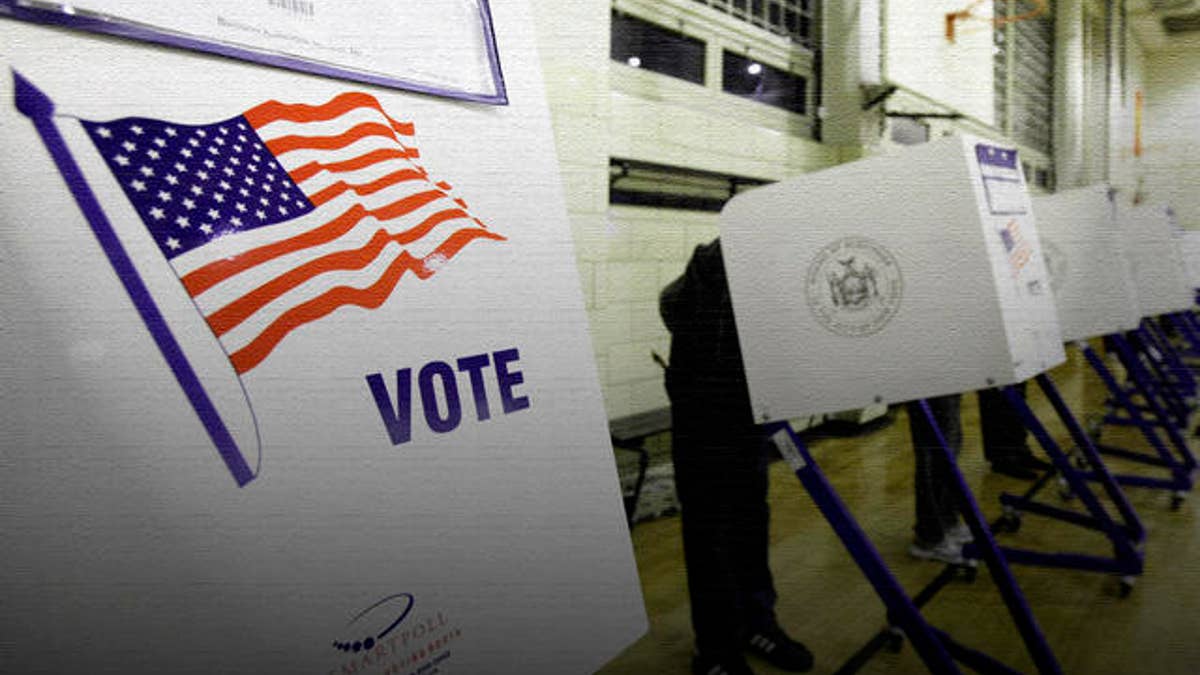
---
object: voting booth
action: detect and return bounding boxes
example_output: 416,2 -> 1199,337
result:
1178,231 -> 1200,292
718,135 -> 1068,675
1120,203 -> 1194,318
1032,185 -> 1142,342
720,133 -> 1064,422
0,4 -> 646,674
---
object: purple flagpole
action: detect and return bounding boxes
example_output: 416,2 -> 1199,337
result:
13,70 -> 256,487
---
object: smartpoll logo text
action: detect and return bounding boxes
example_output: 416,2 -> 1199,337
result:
331,593 -> 463,675
365,347 -> 531,444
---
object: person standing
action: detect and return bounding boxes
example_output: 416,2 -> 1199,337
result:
661,239 -> 814,675
905,394 -> 973,564
978,384 -> 1052,479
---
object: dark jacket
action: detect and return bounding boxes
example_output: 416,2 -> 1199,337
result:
660,239 -> 754,427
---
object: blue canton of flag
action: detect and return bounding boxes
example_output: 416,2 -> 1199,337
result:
83,117 -> 315,258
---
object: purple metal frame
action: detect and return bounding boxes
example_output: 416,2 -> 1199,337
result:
0,0 -> 508,105
979,376 -> 1144,583
771,400 -> 1062,674
1101,330 -> 1190,432
1133,321 -> 1195,413
1168,312 -> 1200,359
1082,337 -> 1196,503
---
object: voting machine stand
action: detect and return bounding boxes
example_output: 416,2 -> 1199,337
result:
1082,334 -> 1197,509
770,400 -> 1063,675
1126,320 -> 1197,419
1167,310 -> 1200,362
977,374 -> 1144,595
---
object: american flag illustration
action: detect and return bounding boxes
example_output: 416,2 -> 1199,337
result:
81,92 -> 506,374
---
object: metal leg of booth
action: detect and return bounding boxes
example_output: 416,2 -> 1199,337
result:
1168,313 -> 1200,361
1102,331 -> 1191,434
1119,327 -> 1192,426
771,400 -> 1062,675
1137,322 -> 1196,404
973,377 -> 1144,594
1082,338 -> 1195,508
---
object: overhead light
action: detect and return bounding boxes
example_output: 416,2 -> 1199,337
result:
627,56 -> 642,68
747,62 -> 763,75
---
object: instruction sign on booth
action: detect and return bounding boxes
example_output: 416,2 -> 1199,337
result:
0,4 -> 645,674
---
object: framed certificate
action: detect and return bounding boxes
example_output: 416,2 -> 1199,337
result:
0,0 -> 507,104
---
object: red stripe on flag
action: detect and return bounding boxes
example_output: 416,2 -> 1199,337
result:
244,92 -> 416,137
307,167 -> 429,207
204,208 -> 475,335
264,121 -> 403,156
288,148 -> 424,184
227,227 -> 506,373
181,189 -> 451,295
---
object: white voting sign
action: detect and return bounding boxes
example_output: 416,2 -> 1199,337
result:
720,134 -> 1064,421
0,7 -> 645,675
1032,185 -> 1141,341
1119,203 -> 1194,317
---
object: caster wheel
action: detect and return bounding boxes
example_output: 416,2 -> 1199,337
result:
885,629 -> 904,654
1058,480 -> 1075,502
1118,577 -> 1136,598
1171,494 -> 1186,511
998,514 -> 1022,534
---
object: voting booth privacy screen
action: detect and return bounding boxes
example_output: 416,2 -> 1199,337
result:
1032,185 -> 1142,342
1180,230 -> 1200,291
0,6 -> 646,674
1120,203 -> 1194,318
720,134 -> 1064,422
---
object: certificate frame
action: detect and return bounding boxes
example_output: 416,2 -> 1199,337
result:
0,0 -> 508,105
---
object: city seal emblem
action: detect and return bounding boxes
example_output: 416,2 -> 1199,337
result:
805,236 -> 903,337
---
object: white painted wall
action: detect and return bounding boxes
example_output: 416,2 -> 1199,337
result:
884,0 -> 995,126
1142,45 -> 1200,229
536,0 -> 839,419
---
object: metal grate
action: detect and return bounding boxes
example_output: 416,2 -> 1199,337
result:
994,0 -> 1054,155
690,0 -> 816,47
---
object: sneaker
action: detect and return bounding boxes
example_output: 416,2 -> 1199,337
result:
744,625 -> 814,672
908,538 -> 967,565
691,651 -> 755,675
945,521 -> 974,546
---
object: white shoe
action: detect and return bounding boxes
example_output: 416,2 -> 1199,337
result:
945,522 -> 974,546
908,538 -> 967,565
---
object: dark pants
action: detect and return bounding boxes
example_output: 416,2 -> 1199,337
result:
907,394 -> 963,545
670,390 -> 776,656
978,382 -> 1030,465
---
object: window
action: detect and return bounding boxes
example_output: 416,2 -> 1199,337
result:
994,1 -> 1054,155
691,0 -> 816,48
610,158 -> 771,212
722,51 -> 806,115
611,10 -> 706,85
